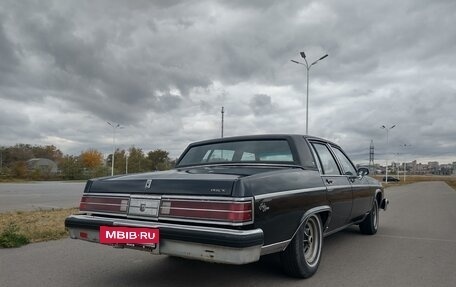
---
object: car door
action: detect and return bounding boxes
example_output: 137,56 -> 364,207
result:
311,142 -> 353,232
330,146 -> 373,220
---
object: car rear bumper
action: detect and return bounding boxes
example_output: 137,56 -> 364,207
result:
65,215 -> 264,265
380,198 -> 389,210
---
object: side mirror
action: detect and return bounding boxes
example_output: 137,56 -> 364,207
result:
357,167 -> 369,178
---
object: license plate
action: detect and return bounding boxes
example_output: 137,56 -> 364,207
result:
99,226 -> 159,244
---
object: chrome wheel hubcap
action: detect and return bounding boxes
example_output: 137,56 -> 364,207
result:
303,216 -> 320,266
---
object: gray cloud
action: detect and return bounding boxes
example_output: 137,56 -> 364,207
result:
250,94 -> 273,116
0,0 -> 455,165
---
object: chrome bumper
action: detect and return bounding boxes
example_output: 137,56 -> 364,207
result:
381,198 -> 389,210
65,215 -> 263,265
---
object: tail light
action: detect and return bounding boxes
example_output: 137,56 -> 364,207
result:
79,195 -> 129,214
159,198 -> 253,225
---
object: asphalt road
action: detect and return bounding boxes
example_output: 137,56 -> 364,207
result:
1,181 -> 455,287
0,181 -> 85,212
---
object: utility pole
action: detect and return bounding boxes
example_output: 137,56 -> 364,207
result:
221,106 -> 224,138
369,140 -> 375,175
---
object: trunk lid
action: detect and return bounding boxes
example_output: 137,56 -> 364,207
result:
85,166 -> 291,196
86,168 -> 236,196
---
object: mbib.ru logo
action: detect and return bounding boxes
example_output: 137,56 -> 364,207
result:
100,226 -> 159,244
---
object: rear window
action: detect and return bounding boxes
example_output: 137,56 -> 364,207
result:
177,140 -> 296,166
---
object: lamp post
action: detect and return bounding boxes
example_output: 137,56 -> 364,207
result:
125,151 -> 129,174
381,124 -> 396,183
0,147 -> 3,170
400,144 -> 411,182
221,106 -> 224,138
107,122 -> 122,176
291,52 -> 328,135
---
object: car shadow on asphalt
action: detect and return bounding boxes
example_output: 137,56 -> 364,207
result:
90,227 -> 366,286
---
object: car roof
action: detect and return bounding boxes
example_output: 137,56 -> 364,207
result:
187,134 -> 340,148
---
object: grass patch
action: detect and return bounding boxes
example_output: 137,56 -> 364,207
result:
0,207 -> 78,248
0,222 -> 29,248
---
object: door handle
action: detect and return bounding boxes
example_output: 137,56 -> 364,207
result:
325,179 -> 333,185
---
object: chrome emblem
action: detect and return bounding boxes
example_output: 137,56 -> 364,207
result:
210,188 -> 226,193
259,202 -> 270,212
145,179 -> 152,189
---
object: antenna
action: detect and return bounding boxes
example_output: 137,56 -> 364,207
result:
221,106 -> 224,138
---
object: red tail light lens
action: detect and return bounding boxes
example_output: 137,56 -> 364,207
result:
79,195 -> 129,214
159,198 -> 253,225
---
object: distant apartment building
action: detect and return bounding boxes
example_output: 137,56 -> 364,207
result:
377,160 -> 455,175
428,161 -> 440,174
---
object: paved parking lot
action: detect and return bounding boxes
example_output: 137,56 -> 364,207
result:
1,181 -> 455,286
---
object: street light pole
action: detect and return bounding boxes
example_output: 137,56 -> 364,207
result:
381,124 -> 396,183
291,52 -> 328,135
221,106 -> 224,138
400,144 -> 411,182
107,122 -> 122,176
125,151 -> 129,174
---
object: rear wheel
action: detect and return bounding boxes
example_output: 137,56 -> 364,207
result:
359,199 -> 379,235
280,214 -> 323,278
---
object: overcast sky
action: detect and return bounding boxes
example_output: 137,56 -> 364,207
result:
1,0 -> 455,165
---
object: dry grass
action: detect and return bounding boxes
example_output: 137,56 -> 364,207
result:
0,208 -> 78,245
373,175 -> 456,191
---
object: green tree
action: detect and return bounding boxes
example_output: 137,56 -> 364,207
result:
126,146 -> 147,173
59,155 -> 83,180
12,161 -> 28,179
31,145 -> 63,162
147,149 -> 173,171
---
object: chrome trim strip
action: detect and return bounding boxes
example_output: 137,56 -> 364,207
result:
327,184 -> 353,190
324,222 -> 357,237
290,205 -> 332,241
129,195 -> 162,200
162,195 -> 254,202
166,207 -> 252,213
67,214 -> 262,236
83,202 -> 125,207
157,215 -> 254,226
82,211 -> 129,217
254,187 -> 326,200
83,193 -> 132,197
260,240 -> 291,255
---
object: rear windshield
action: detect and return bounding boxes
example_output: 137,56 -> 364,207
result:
177,140 -> 296,167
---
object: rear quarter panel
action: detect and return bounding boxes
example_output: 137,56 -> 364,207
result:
236,169 -> 328,246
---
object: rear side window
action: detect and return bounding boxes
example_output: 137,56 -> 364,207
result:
331,147 -> 357,176
312,143 -> 341,175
